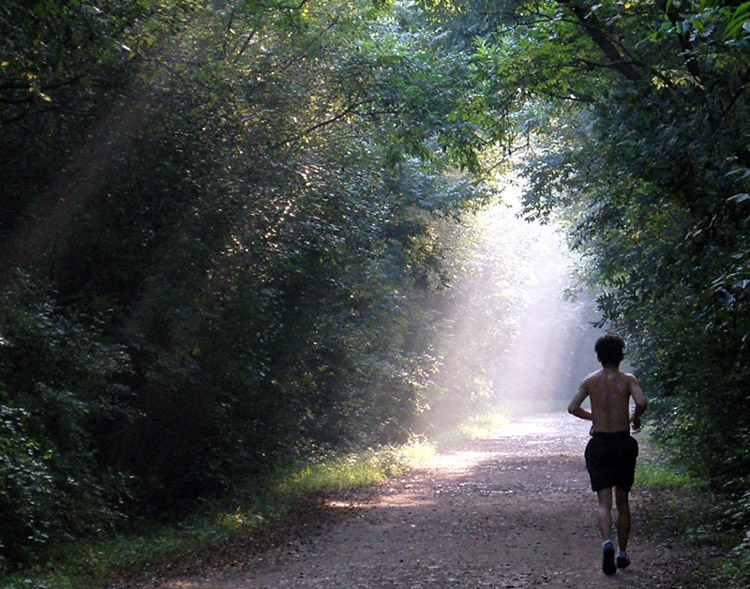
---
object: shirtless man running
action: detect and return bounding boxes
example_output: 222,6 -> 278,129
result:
568,334 -> 648,575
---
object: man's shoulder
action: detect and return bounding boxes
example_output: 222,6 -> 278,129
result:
583,369 -> 604,383
621,371 -> 639,383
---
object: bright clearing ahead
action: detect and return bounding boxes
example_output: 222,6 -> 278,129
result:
440,182 -> 607,419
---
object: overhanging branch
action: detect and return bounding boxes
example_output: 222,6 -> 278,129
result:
555,0 -> 642,85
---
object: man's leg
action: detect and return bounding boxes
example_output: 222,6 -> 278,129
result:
596,488 -> 613,541
614,487 -> 631,549
597,488 -> 617,575
614,486 -> 632,568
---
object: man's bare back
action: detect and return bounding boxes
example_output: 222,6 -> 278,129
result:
568,368 -> 647,433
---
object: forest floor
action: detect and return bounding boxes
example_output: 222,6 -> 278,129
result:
110,413 -> 719,588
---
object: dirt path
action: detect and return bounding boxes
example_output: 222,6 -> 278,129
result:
140,413 -> 709,588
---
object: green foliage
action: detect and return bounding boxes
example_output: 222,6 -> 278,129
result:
0,0 -> 200,239
428,411 -> 510,447
635,430 -> 694,488
277,439 -> 433,495
711,489 -> 750,586
0,273 -> 132,568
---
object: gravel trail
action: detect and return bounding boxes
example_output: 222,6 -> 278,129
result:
142,413 -> 708,588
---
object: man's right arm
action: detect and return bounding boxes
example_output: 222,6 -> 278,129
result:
568,382 -> 593,421
629,376 -> 648,429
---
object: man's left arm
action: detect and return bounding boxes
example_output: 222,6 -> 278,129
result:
629,376 -> 648,430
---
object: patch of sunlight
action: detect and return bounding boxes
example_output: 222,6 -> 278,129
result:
458,412 -> 510,439
429,450 -> 495,471
278,438 -> 437,497
377,492 -> 437,509
401,438 -> 437,464
218,509 -> 266,531
325,499 -> 372,509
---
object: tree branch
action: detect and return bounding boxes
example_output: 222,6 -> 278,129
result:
232,30 -> 257,63
219,6 -> 236,61
657,0 -> 702,81
722,65 -> 750,121
269,98 -> 376,148
0,73 -> 85,93
555,0 -> 642,84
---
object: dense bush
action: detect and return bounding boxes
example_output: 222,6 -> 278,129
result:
0,274 -> 132,567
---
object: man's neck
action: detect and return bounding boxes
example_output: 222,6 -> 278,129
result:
601,363 -> 620,371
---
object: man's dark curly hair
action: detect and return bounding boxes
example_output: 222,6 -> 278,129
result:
595,334 -> 625,366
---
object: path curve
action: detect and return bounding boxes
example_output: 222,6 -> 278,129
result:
148,413 -> 706,588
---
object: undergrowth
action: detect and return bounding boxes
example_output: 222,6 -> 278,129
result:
636,428 -> 750,587
0,410 -> 508,587
0,437 -> 438,588
428,411 -> 510,448
455,412 -> 510,442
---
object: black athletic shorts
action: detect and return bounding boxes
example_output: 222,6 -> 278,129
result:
584,432 -> 639,492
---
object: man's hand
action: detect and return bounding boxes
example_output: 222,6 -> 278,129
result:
630,415 -> 641,432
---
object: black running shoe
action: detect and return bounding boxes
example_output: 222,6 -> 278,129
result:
602,542 -> 616,575
616,553 -> 631,569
